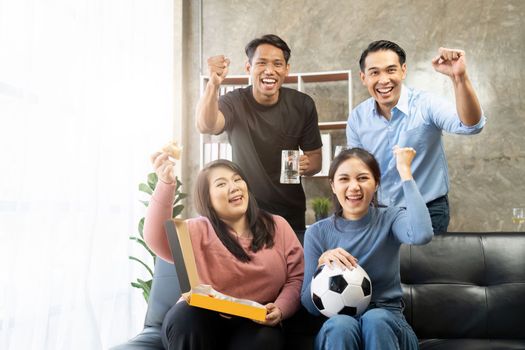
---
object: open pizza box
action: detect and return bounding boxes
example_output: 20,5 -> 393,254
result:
164,218 -> 267,322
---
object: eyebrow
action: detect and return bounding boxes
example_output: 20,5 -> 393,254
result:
367,64 -> 398,71
212,173 -> 241,183
212,177 -> 227,184
337,171 -> 371,177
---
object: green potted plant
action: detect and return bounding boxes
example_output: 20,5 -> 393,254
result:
129,172 -> 186,302
311,197 -> 331,221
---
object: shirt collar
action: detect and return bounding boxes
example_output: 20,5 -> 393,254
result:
396,84 -> 409,116
371,84 -> 409,118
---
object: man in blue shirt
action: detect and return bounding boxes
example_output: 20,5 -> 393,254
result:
347,40 -> 486,233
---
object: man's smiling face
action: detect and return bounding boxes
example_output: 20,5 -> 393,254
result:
360,49 -> 407,116
246,43 -> 289,105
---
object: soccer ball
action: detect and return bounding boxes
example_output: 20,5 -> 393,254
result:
310,264 -> 372,317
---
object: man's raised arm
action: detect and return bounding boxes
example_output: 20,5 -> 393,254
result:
431,47 -> 482,126
195,55 -> 230,135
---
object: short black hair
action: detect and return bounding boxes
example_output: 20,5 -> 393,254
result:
359,40 -> 406,72
245,34 -> 291,63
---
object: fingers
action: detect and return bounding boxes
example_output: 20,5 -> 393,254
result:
392,145 -> 416,156
207,55 -> 230,83
438,47 -> 464,61
159,162 -> 175,184
151,151 -> 175,184
207,55 -> 230,69
393,145 -> 415,180
318,248 -> 358,270
433,48 -> 465,65
264,303 -> 282,326
299,154 -> 309,174
253,303 -> 282,327
150,151 -> 162,164
393,145 -> 416,164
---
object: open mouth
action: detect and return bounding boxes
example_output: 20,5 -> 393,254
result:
261,77 -> 277,90
376,86 -> 394,97
229,195 -> 243,204
345,193 -> 364,203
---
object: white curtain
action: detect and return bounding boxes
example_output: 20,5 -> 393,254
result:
0,0 -> 175,349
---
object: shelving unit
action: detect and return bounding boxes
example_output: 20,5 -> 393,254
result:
199,70 -> 352,169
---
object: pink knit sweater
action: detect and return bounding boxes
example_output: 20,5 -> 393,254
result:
143,181 -> 304,319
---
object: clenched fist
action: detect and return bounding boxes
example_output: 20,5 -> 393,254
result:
207,55 -> 230,87
431,47 -> 467,79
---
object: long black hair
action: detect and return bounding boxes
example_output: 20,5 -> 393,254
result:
328,148 -> 381,218
193,159 -> 275,262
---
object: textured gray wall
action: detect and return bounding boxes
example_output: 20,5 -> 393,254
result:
180,0 -> 525,232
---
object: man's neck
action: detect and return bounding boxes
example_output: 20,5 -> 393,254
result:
252,90 -> 279,106
376,101 -> 395,120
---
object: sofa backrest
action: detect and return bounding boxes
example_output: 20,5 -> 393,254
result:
400,232 -> 525,340
144,257 -> 181,328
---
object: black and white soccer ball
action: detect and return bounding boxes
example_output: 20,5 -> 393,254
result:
310,264 -> 372,317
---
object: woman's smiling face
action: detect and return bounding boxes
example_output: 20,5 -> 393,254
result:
208,166 -> 249,222
330,157 -> 377,220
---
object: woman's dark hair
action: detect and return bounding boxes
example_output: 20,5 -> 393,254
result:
194,159 -> 275,262
328,148 -> 381,218
245,34 -> 291,63
359,40 -> 406,72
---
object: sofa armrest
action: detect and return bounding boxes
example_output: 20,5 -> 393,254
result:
109,326 -> 163,350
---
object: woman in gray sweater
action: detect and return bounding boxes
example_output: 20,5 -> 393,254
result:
301,147 -> 433,350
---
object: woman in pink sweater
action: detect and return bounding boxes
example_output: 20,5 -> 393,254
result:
144,151 -> 304,350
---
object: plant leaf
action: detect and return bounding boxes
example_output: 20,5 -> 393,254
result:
139,200 -> 149,207
173,193 -> 188,205
172,204 -> 184,218
131,281 -> 142,289
147,173 -> 158,190
129,256 -> 154,276
129,237 -> 156,258
137,278 -> 152,294
138,217 -> 145,237
139,183 -> 153,195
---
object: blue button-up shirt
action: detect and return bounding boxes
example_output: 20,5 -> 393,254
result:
346,85 -> 486,207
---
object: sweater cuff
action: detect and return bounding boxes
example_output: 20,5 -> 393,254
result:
401,179 -> 418,197
274,295 -> 300,320
151,180 -> 176,207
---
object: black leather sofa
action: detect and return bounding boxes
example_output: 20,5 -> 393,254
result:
111,233 -> 525,350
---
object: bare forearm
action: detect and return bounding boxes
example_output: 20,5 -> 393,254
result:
452,73 -> 482,126
195,82 -> 222,134
302,150 -> 322,176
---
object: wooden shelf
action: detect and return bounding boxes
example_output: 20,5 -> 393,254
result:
221,76 -> 250,85
299,71 -> 351,83
219,70 -> 351,85
319,121 -> 346,130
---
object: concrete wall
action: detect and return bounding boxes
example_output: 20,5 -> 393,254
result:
179,0 -> 525,232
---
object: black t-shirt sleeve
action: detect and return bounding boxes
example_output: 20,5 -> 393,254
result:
299,95 -> 323,152
218,91 -> 236,133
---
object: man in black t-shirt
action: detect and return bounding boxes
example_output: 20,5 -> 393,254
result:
195,34 -> 322,233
